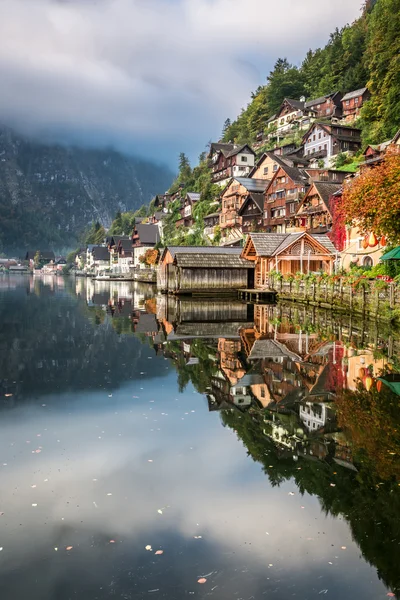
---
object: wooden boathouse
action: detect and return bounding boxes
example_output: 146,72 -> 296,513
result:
157,246 -> 255,295
241,232 -> 336,288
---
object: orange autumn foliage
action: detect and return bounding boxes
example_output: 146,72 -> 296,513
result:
340,150 -> 400,244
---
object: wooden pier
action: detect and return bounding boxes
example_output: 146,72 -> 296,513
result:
238,288 -> 277,303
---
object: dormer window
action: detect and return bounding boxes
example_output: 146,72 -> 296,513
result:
241,156 -> 247,162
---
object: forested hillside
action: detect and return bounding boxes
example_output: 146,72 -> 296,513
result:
0,126 -> 174,254
223,0 -> 399,146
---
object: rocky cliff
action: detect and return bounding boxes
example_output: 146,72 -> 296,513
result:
0,126 -> 174,253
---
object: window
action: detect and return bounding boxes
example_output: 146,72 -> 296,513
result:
317,104 -> 320,109
313,135 -> 316,141
308,137 -> 311,143
290,203 -> 295,213
273,164 -> 278,172
346,100 -> 350,106
319,146 -> 321,151
241,155 -> 247,162
326,108 -> 331,114
318,133 -> 321,139
355,97 -> 359,105
220,215 -> 224,223
263,166 -> 268,175
363,256 -> 373,267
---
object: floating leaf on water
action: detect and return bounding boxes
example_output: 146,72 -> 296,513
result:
109,540 -> 116,543
341,546 -> 347,550
157,509 -> 163,514
66,546 -> 73,551
387,593 -> 396,597
197,578 -> 207,584
155,550 -> 164,555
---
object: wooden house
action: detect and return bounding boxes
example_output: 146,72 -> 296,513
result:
293,181 -> 341,234
302,122 -> 361,167
304,92 -> 342,119
175,192 -> 201,228
304,168 -> 347,183
264,165 -> 309,233
25,250 -> 55,267
107,235 -> 130,269
116,238 -> 134,273
241,232 -> 336,285
248,150 -> 306,181
153,193 -> 172,211
220,177 -> 269,244
158,246 -> 255,294
203,212 -> 220,240
341,87 -> 370,121
208,143 -> 256,186
267,98 -> 316,138
238,193 -> 265,234
131,223 -> 160,268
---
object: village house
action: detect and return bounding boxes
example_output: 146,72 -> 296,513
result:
341,87 -> 370,121
248,150 -> 304,181
25,250 -> 55,268
153,193 -> 172,212
304,168 -> 348,183
131,223 -> 160,268
238,192 -> 265,234
158,246 -> 255,294
116,238 -> 134,273
302,122 -> 362,167
293,181 -> 342,234
241,232 -> 336,285
208,143 -> 256,186
264,165 -> 309,233
175,192 -> 201,228
107,235 -> 131,270
304,92 -> 342,119
87,245 -> 110,273
220,177 -> 269,245
203,212 -> 220,240
266,98 -> 316,139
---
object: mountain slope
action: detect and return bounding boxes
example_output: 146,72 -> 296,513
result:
0,126 -> 174,254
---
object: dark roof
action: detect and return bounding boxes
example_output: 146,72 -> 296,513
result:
203,211 -> 221,220
25,251 -> 55,260
272,164 -> 309,185
341,87 -> 368,102
238,192 -> 264,216
304,92 -> 339,108
245,232 -> 336,256
134,223 -> 160,245
209,142 -> 236,156
92,246 -> 110,261
283,98 -> 305,111
118,239 -> 133,252
224,144 -> 255,158
108,235 -> 130,247
165,246 -> 242,258
311,182 -> 342,205
154,211 -> 166,220
234,177 -> 269,193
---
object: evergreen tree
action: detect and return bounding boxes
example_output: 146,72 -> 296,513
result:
221,118 -> 231,140
265,58 -> 306,115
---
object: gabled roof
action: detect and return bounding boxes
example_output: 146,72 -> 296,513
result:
25,250 -> 55,260
118,239 -> 133,251
304,91 -> 341,108
164,246 -> 243,260
108,235 -> 130,247
186,192 -> 201,203
233,177 -> 269,193
243,232 -> 336,257
92,246 -> 109,261
238,192 -> 264,216
281,98 -> 305,111
209,142 -> 236,156
341,87 -> 368,102
248,339 -> 301,362
224,144 -> 255,158
300,182 -> 342,214
266,163 -> 309,189
248,151 -> 290,177
203,211 -> 221,220
133,223 -> 160,245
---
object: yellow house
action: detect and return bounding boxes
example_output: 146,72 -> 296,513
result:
341,225 -> 385,269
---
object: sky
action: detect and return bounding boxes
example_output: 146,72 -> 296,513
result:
0,0 -> 362,168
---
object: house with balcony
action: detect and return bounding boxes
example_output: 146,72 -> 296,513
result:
107,235 -> 131,270
238,193 -> 265,234
220,177 -> 269,245
131,223 -> 160,268
175,192 -> 201,228
304,92 -> 342,119
294,181 -> 341,234
264,165 -> 309,233
204,212 -> 220,240
266,98 -> 316,140
341,87 -> 370,121
208,143 -> 256,186
116,238 -> 134,273
302,123 -> 362,167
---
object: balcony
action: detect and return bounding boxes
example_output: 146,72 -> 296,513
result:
220,217 -> 242,230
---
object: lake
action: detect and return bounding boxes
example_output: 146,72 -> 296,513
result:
0,275 -> 399,600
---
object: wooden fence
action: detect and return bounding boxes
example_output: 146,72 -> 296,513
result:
269,277 -> 400,321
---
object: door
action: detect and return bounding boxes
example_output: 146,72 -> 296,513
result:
247,268 -> 255,289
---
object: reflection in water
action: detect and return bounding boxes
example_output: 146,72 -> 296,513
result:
0,275 -> 399,599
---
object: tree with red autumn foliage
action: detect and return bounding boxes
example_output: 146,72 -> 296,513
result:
340,150 -> 400,245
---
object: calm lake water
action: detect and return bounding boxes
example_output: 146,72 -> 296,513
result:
1,275 -> 399,600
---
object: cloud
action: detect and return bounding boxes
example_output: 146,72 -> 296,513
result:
0,0 -> 361,165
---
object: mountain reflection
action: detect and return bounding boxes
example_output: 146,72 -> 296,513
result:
1,276 -> 400,597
